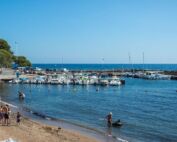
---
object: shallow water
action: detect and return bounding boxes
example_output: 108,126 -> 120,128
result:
0,78 -> 177,142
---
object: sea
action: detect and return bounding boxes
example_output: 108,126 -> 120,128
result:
1,64 -> 177,142
32,63 -> 177,71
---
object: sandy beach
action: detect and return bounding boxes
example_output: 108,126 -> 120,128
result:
0,113 -> 99,142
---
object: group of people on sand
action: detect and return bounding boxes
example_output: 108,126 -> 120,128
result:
0,104 -> 21,126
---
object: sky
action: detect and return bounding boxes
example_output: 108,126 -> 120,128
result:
0,0 -> 177,64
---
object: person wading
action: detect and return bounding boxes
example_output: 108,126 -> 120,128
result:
106,112 -> 112,127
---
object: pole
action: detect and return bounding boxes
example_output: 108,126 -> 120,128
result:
143,52 -> 145,72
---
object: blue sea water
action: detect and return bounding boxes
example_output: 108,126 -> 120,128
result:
32,63 -> 177,71
1,77 -> 177,141
0,79 -> 177,142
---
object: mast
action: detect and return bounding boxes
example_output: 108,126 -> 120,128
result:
128,53 -> 131,65
128,53 -> 133,72
15,41 -> 18,56
61,56 -> 63,69
102,58 -> 105,70
143,52 -> 145,72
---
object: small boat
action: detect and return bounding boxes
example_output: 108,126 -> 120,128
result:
100,79 -> 109,86
50,79 -> 60,84
109,80 -> 121,86
112,120 -> 123,127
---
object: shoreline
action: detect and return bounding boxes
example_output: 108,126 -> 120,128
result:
0,116 -> 100,142
0,100 -> 124,142
0,101 -> 100,142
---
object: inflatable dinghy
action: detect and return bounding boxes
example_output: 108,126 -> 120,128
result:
112,120 -> 123,127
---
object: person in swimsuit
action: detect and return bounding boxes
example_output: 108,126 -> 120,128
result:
106,112 -> 112,127
3,105 -> 9,125
0,106 -> 3,125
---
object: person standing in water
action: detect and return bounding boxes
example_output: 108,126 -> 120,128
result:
106,112 -> 112,127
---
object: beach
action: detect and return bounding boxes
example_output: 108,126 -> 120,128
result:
0,114 -> 99,142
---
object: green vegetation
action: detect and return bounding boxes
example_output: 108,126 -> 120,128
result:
0,39 -> 31,67
14,56 -> 31,67
0,39 -> 12,53
0,49 -> 13,67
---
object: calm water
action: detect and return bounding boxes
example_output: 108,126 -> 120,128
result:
1,78 -> 177,142
32,63 -> 177,71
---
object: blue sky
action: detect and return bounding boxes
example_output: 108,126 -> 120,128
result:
0,0 -> 177,63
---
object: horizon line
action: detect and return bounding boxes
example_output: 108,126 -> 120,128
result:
31,63 -> 177,65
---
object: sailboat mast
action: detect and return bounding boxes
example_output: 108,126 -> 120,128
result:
143,52 -> 145,72
128,53 -> 133,72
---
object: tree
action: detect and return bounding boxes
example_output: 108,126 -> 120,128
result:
0,39 -> 31,67
0,49 -> 13,67
14,56 -> 32,67
0,39 -> 12,53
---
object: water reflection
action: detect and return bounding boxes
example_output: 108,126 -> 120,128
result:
106,126 -> 112,136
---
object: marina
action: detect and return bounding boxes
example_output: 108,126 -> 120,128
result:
8,70 -> 126,86
2,66 -> 176,86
